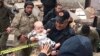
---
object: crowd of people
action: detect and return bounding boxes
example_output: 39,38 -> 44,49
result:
0,0 -> 100,56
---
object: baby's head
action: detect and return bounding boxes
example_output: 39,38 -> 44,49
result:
34,21 -> 45,33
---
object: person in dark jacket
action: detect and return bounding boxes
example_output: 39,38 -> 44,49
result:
38,35 -> 93,56
59,35 -> 93,56
43,3 -> 63,25
0,0 -> 14,33
41,0 -> 57,17
0,0 -> 14,56
45,10 -> 75,45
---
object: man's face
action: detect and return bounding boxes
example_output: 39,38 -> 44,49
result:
25,5 -> 33,14
55,19 -> 69,30
55,5 -> 62,13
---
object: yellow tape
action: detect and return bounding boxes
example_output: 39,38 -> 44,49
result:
0,43 -> 38,55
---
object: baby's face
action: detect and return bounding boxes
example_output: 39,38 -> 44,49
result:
34,21 -> 45,33
35,25 -> 44,33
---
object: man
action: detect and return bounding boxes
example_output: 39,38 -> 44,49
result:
9,1 -> 38,56
0,0 -> 14,35
43,3 -> 63,25
0,0 -> 14,56
38,35 -> 93,56
45,10 -> 75,45
41,0 -> 57,17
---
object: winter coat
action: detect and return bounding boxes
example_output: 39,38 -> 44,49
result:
45,18 -> 75,44
11,10 -> 38,39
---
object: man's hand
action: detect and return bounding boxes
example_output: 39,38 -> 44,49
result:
19,35 -> 27,43
40,44 -> 50,55
6,27 -> 13,33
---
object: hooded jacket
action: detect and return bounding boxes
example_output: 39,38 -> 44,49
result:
59,35 -> 93,56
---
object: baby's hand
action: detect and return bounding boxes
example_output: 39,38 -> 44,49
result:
46,29 -> 51,33
44,29 -> 51,34
55,43 -> 61,49
30,37 -> 38,42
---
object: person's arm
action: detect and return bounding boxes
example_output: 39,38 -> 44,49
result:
92,16 -> 98,27
27,31 -> 38,42
43,11 -> 52,24
7,8 -> 15,22
10,14 -> 22,37
90,27 -> 100,52
44,18 -> 55,29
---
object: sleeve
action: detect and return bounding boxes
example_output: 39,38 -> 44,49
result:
92,16 -> 98,27
34,15 -> 39,21
93,29 -> 99,40
90,28 -> 100,52
10,14 -> 21,37
69,28 -> 75,36
27,31 -> 32,39
7,8 -> 15,22
43,11 -> 52,24
27,31 -> 36,39
38,53 -> 47,56
44,18 -> 55,29
76,27 -> 82,35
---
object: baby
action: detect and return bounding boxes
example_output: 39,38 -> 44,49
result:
27,21 -> 55,46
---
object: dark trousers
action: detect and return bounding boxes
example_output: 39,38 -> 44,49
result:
0,32 -> 8,56
21,47 -> 33,56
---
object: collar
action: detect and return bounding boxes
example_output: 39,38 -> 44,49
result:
21,10 -> 34,18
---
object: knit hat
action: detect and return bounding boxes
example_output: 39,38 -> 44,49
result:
56,10 -> 70,23
24,1 -> 34,8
